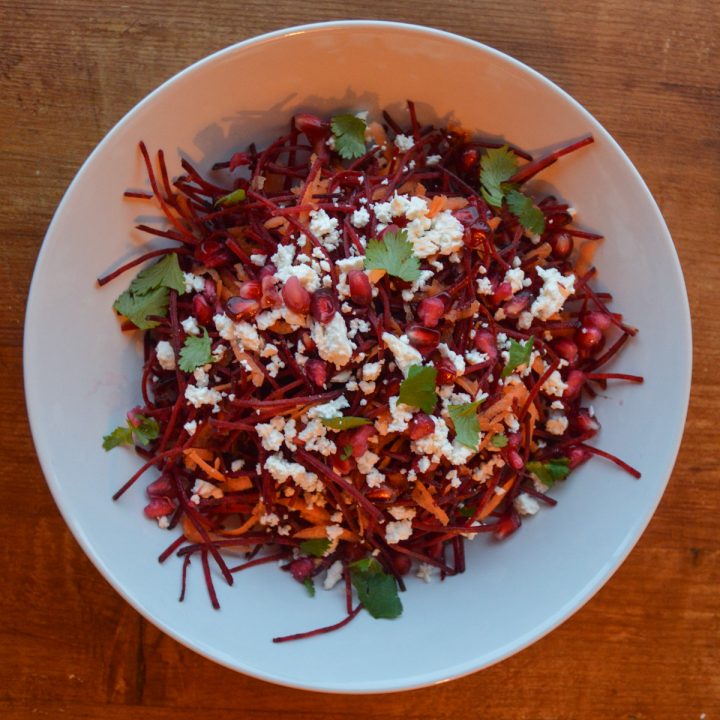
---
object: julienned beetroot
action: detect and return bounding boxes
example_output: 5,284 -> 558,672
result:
100,101 -> 643,644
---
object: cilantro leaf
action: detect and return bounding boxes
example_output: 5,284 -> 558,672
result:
178,328 -> 212,373
364,229 -> 421,282
132,416 -> 161,447
501,336 -> 535,378
321,416 -> 372,431
216,188 -> 246,206
330,114 -> 367,160
102,425 -> 133,451
526,457 -> 571,488
480,145 -> 518,208
128,254 -> 185,296
300,538 -> 331,558
448,401 -> 484,449
458,505 -> 475,518
506,189 -> 546,235
350,557 -> 403,620
491,433 -> 509,448
302,577 -> 316,598
113,285 -> 170,330
102,414 -> 159,451
340,445 -> 353,461
398,364 -> 438,413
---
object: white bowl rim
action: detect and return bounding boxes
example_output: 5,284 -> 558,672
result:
24,19 -> 692,693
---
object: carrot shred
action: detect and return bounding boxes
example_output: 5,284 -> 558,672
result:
412,482 -> 449,526
476,476 -> 516,520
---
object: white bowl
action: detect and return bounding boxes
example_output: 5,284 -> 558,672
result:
24,21 -> 691,693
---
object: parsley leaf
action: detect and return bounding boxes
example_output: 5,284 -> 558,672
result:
178,328 -> 212,373
101,425 -> 133,451
113,286 -> 170,330
448,401 -> 484,449
302,577 -> 316,598
102,414 -> 160,451
525,457 -> 571,488
340,445 -> 353,461
480,145 -> 518,207
350,557 -> 403,620
364,228 -> 421,282
398,364 -> 438,413
506,189 -> 546,235
216,188 -> 246,206
330,114 -> 367,160
501,336 -> 535,378
300,538 -> 331,558
128,254 -> 185,296
491,433 -> 509,448
458,505 -> 476,518
321,416 -> 372,431
113,254 -> 185,330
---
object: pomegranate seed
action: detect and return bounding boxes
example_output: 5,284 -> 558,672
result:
238,280 -> 262,300
367,487 -> 395,501
568,446 -> 592,469
294,113 -> 330,147
305,359 -> 328,388
146,476 -> 176,498
459,148 -> 479,173
494,511 -> 521,540
549,232 -> 573,259
203,278 -> 217,303
574,409 -> 601,436
333,454 -> 353,475
260,275 -> 282,308
507,432 -> 522,450
503,293 -> 531,319
417,296 -> 445,327
282,276 -> 311,314
406,324 -> 440,351
408,413 -> 435,440
454,207 -> 477,226
564,369 -> 585,399
474,329 -> 499,360
583,311 -> 613,330
300,331 -> 316,352
257,263 -> 277,281
553,337 -> 578,364
196,239 -> 232,268
310,289 -> 337,323
434,358 -> 457,386
348,270 -> 372,306
492,281 -> 513,305
143,497 -> 175,518
226,295 -> 259,319
506,449 -> 525,471
192,294 -> 213,325
288,557 -> 315,583
575,324 -> 605,353
392,553 -> 412,576
348,425 -> 377,458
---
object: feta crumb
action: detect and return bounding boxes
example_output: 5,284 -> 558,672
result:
184,384 -> 222,409
385,519 -> 413,544
311,314 -> 354,369
264,453 -> 322,493
351,207 -> 370,228
438,343 -> 465,376
531,267 -> 576,321
394,134 -> 415,152
416,563 -> 434,582
542,370 -> 568,398
181,316 -> 201,336
477,277 -> 493,295
426,154 -> 442,166
183,272 -> 205,294
155,340 -> 176,371
250,253 -> 267,266
230,459 -> 244,472
192,478 -> 223,499
183,420 -> 197,436
545,412 -> 569,435
157,516 -> 170,529
382,332 -> 422,376
323,560 -> 344,590
514,493 -> 541,516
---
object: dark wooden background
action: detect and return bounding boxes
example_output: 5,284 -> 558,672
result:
2,1 -> 718,717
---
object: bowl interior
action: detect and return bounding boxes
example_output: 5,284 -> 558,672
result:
24,21 -> 690,693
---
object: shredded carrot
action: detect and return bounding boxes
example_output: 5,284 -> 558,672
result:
184,449 -> 226,482
476,476 -> 516,520
444,196 -> 469,211
426,195 -> 446,218
574,238 -> 601,277
293,526 -> 357,542
220,512 -> 261,537
412,481 -> 449,526
264,216 -> 287,230
278,497 -> 331,525
225,476 -> 253,492
524,242 -> 553,263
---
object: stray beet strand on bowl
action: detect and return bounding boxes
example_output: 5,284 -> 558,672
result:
98,101 -> 643,642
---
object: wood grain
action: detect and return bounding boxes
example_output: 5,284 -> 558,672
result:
1,0 -> 718,717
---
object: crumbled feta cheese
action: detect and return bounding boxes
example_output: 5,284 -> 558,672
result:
438,343 -> 465,376
385,519 -> 413,544
359,380 -> 375,394
477,277 -> 493,295
465,349 -> 489,366
264,453 -> 322,493
365,468 -> 385,488
382,332 -> 423,376
389,506 -> 416,521
230,459 -> 244,472
260,512 -> 280,527
472,456 -> 506,484
348,317 -> 371,339
183,272 -> 205,294
416,563 -> 435,582
184,384 -> 222,409
309,209 -> 341,250
386,396 -> 414,433
426,154 -> 442,166
401,268 -> 434,301
256,417 -> 286,452
256,309 -> 282,331
323,560 -> 344,590
306,395 -> 350,420
311,315 -> 354,369
362,360 -> 383,382
531,267 -> 576,320
351,207 -> 370,228
356,450 -> 380,475
181,316 -> 201,336
183,420 -> 197,436
504,267 -> 525,294
517,311 -> 533,330
192,478 -> 223,499
542,370 -> 568,398
193,367 -> 209,388
412,416 -> 476,466
250,253 -> 267,266
514,493 -> 541,516
394,134 -> 415,152
546,412 -> 569,435
155,340 -> 176,371
157,516 -> 170,529
266,354 -> 285,378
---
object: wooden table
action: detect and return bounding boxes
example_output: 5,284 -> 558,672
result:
2,1 -> 718,717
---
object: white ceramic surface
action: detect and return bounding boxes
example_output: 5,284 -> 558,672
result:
24,21 -> 691,693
